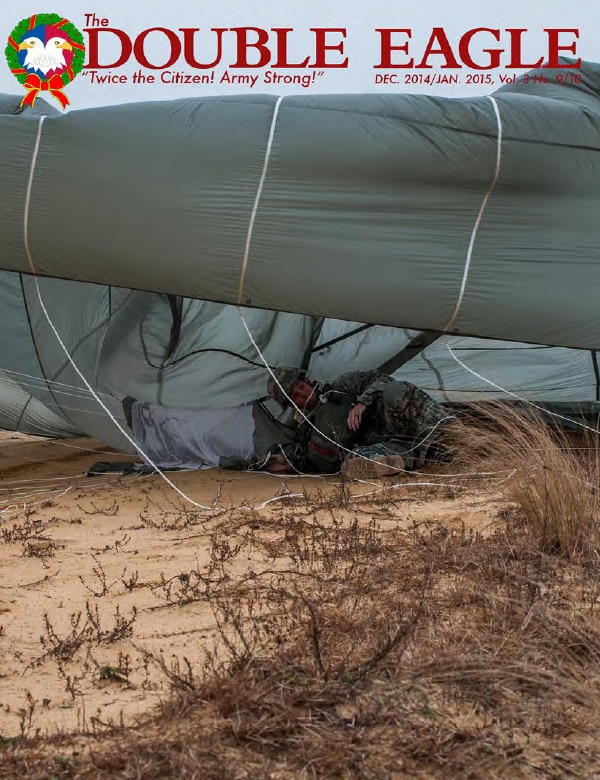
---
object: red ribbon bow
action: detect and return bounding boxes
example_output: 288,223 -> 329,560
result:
20,73 -> 70,110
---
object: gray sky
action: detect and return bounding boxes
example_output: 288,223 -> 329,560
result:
2,0 -> 597,109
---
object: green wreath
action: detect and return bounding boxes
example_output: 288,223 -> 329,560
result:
5,13 -> 85,87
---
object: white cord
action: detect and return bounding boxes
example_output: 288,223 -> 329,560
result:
0,474 -> 145,517
444,95 -> 503,332
35,440 -> 128,455
445,340 -> 600,434
0,366 -> 115,397
0,472 -> 128,489
22,398 -> 126,418
257,493 -> 305,509
0,487 -> 73,516
22,117 -> 219,513
237,96 -> 284,306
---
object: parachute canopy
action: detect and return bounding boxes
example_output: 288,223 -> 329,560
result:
0,61 -> 599,449
1,59 -> 599,350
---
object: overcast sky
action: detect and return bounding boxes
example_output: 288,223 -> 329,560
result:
2,0 -> 597,109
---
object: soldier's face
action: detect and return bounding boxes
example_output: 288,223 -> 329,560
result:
290,379 -> 318,411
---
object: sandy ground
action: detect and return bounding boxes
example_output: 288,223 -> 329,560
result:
0,430 -> 508,739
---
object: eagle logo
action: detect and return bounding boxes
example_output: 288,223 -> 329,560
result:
5,13 -> 85,109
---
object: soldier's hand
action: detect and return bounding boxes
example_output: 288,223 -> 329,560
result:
347,402 -> 367,431
263,453 -> 292,473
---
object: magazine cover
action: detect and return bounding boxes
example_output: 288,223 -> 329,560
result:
1,2 -> 600,777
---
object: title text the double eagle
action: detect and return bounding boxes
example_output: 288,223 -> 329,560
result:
83,15 -> 581,72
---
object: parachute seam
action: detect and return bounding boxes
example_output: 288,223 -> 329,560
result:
444,95 -> 503,333
23,116 -> 219,513
237,95 -> 284,306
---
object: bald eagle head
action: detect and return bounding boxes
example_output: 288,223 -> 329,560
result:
19,35 -> 73,77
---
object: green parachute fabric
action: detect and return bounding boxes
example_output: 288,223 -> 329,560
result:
2,270 -> 600,452
0,59 -> 599,349
0,60 -> 599,449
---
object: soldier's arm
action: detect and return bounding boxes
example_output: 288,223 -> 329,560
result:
356,374 -> 395,407
330,370 -> 393,406
411,388 -> 455,434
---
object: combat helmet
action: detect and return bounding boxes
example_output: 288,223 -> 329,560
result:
267,366 -> 305,407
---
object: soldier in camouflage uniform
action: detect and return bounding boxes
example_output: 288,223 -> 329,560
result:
265,367 -> 455,478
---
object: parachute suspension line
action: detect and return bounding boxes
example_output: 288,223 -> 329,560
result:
22,116 -> 219,513
1,367 -> 115,397
236,95 -> 285,306
444,95 -> 503,333
444,339 -> 600,434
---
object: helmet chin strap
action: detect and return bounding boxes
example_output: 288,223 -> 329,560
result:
304,383 -> 318,410
291,380 -> 319,421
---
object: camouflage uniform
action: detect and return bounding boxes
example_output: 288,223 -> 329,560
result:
267,367 -> 454,473
378,381 -> 451,446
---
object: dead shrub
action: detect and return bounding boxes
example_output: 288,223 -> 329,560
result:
3,504 -> 600,779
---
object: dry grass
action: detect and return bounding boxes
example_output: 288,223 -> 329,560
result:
3,513 -> 600,778
449,402 -> 600,558
3,405 -> 600,778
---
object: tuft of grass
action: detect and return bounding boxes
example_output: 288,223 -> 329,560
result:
451,402 -> 600,559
